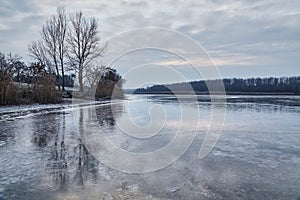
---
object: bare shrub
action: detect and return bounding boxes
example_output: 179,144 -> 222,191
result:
95,67 -> 124,99
0,53 -> 19,105
30,63 -> 62,104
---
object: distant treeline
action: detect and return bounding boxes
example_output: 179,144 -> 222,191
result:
134,77 -> 300,94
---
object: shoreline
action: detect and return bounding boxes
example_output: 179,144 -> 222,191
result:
131,91 -> 300,96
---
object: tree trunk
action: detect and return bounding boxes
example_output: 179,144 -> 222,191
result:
79,68 -> 83,92
61,61 -> 65,91
55,65 -> 61,91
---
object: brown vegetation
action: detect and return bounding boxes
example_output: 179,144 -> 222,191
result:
0,53 -> 61,106
95,67 -> 124,99
29,63 -> 62,104
0,53 -> 21,105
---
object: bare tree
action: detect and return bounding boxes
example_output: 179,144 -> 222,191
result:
41,13 -> 60,89
67,11 -> 104,92
85,64 -> 106,94
28,7 -> 68,91
0,56 -> 13,105
56,7 -> 67,91
28,40 -> 52,72
0,52 -> 23,105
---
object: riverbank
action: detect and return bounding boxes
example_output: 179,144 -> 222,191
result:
131,91 -> 300,95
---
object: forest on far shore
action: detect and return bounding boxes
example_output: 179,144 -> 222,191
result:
133,76 -> 300,95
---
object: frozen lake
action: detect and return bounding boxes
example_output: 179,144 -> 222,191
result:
0,95 -> 300,199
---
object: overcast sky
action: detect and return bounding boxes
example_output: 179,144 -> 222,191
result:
0,0 -> 299,88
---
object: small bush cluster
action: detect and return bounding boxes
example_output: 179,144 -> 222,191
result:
95,67 -> 124,99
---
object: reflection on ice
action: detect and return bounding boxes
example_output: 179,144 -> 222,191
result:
0,95 -> 300,199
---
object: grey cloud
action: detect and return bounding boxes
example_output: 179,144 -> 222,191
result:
0,0 -> 299,83
121,0 -> 149,7
0,0 -> 37,18
0,13 -> 46,58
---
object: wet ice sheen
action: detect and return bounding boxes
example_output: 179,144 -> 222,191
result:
0,95 -> 300,200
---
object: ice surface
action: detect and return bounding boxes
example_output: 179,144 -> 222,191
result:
0,95 -> 300,199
